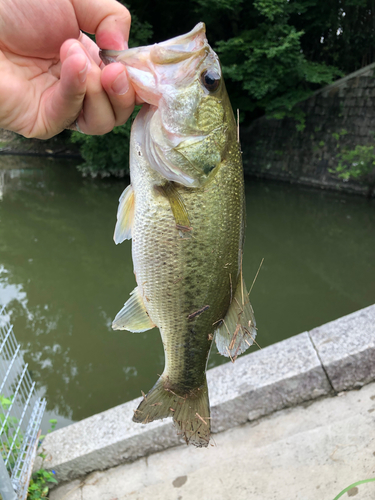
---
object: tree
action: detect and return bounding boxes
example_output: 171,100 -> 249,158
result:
72,0 -> 375,176
212,0 -> 341,124
291,0 -> 375,72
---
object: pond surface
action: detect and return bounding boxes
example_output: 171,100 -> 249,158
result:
0,156 -> 374,431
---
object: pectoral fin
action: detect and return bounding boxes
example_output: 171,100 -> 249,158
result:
114,184 -> 135,244
161,182 -> 192,236
112,286 -> 155,332
215,276 -> 257,359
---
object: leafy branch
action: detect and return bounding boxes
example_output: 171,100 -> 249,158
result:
331,144 -> 375,197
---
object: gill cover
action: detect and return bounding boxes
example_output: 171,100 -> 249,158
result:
100,23 -> 230,188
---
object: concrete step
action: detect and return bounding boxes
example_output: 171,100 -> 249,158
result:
50,381 -> 375,500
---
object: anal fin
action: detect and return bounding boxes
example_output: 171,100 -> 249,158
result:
112,286 -> 155,332
114,184 -> 135,244
215,276 -> 257,359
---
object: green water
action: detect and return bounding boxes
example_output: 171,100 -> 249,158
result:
0,156 -> 374,430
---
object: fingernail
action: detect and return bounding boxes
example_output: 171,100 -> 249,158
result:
111,71 -> 129,95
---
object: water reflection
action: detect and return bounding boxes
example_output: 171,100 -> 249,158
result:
243,181 -> 375,348
0,158 -> 164,428
0,157 -> 374,429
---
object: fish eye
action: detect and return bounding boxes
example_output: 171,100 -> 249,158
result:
201,70 -> 221,92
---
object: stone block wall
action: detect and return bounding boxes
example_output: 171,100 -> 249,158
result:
241,63 -> 375,195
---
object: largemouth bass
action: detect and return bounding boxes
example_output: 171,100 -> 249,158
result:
101,23 -> 256,447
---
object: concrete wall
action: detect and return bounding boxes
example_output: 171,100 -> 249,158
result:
241,63 -> 375,195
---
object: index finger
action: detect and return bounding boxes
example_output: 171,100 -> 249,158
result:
71,0 -> 131,50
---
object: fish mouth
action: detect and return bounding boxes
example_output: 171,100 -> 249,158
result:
101,23 -> 207,66
100,23 -> 210,105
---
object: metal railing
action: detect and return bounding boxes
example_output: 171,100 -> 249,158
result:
0,305 -> 46,500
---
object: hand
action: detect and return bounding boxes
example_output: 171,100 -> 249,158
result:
0,0 -> 136,139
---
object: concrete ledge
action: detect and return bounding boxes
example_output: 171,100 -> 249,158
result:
40,304 -> 375,484
309,304 -> 375,391
208,331 -> 330,430
39,401 -> 181,483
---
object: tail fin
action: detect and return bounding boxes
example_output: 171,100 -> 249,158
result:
133,376 -> 211,447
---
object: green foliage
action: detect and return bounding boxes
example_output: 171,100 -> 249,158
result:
253,0 -> 288,20
214,0 -> 342,123
0,394 -> 12,411
332,129 -> 348,142
27,418 -> 59,499
332,144 -> 375,196
334,144 -> 375,180
48,419 -> 57,430
71,117 -> 135,177
0,395 -> 23,469
28,469 -> 58,500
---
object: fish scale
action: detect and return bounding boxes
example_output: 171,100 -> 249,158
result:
131,131 -> 244,405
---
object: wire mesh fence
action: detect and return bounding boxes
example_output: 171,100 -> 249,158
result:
0,305 -> 46,500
